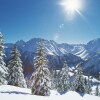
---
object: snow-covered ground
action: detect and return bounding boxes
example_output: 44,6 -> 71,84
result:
0,85 -> 100,100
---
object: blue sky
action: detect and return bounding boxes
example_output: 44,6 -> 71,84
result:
0,0 -> 100,44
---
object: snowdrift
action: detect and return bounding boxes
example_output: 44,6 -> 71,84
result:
0,85 -> 99,100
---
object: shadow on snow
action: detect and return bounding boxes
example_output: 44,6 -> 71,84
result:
0,91 -> 31,95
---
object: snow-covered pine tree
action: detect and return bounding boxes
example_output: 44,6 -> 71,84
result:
99,72 -> 100,81
85,75 -> 92,94
56,70 -> 61,91
50,68 -> 56,90
0,32 -> 8,85
95,85 -> 100,96
31,40 -> 51,96
7,44 -> 27,88
50,69 -> 61,91
74,62 -> 86,93
58,61 -> 70,93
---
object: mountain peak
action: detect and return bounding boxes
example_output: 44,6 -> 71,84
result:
4,37 -> 100,76
87,38 -> 100,45
27,38 -> 47,43
16,40 -> 26,47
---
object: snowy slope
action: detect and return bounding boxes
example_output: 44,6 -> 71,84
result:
5,38 -> 85,57
0,85 -> 100,100
4,38 -> 100,76
5,38 -> 100,60
5,38 -> 83,76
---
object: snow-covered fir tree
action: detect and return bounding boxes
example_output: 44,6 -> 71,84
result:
85,76 -> 92,94
74,62 -> 86,93
57,61 -> 70,93
31,40 -> 51,96
0,32 -> 8,85
50,68 -> 56,90
99,72 -> 100,81
50,69 -> 61,90
7,44 -> 27,88
95,85 -> 100,96
55,70 -> 61,91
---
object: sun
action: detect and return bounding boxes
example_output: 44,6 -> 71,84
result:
65,0 -> 82,12
60,0 -> 84,20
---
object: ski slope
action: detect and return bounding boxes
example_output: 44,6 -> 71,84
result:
0,85 -> 99,100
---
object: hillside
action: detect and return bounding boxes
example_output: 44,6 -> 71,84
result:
0,85 -> 100,100
4,38 -> 100,76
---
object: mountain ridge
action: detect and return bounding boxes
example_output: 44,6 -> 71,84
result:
4,38 -> 100,77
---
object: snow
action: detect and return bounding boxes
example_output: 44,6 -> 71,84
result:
76,49 -> 88,60
45,47 -> 54,55
0,66 -> 6,74
0,85 -> 30,94
59,48 -> 67,54
0,85 -> 100,100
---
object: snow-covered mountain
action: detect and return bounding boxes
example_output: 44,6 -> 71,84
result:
4,38 -> 100,76
5,38 -> 85,56
76,38 -> 100,59
4,38 -> 83,76
80,39 -> 100,76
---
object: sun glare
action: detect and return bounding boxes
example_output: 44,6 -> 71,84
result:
60,0 -> 84,20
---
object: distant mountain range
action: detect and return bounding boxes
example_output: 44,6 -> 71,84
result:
4,38 -> 100,77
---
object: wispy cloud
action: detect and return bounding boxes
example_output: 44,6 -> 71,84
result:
59,24 -> 64,29
54,33 -> 59,41
53,24 -> 64,41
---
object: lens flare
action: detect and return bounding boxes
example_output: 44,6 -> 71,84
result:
60,0 -> 85,20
